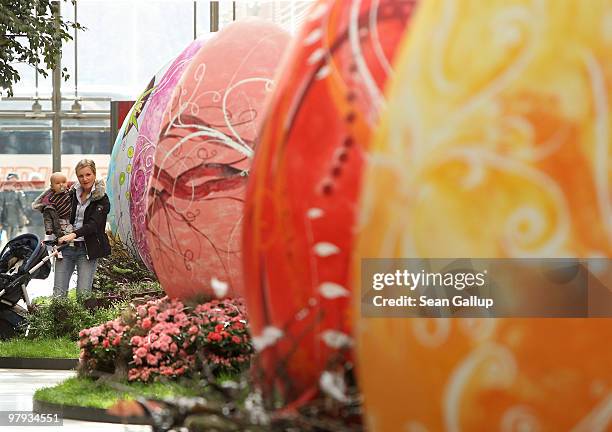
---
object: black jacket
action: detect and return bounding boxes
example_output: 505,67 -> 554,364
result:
69,179 -> 111,259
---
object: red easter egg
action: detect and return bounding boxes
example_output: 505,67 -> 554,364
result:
243,0 -> 417,405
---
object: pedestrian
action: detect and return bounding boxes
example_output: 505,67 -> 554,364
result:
0,173 -> 28,244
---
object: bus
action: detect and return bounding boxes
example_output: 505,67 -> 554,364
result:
0,129 -> 110,183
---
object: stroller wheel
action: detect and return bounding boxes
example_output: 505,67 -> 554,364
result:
0,309 -> 25,340
0,318 -> 17,340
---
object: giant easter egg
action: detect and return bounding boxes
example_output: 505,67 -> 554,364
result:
108,74 -> 160,260
107,102 -> 137,252
242,0 -> 417,405
146,19 -> 290,300
129,37 -> 207,272
355,1 -> 612,430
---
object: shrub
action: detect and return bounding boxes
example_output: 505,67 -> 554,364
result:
78,296 -> 253,382
26,296 -> 128,340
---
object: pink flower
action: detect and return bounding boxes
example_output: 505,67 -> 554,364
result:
142,318 -> 152,330
146,354 -> 158,365
135,347 -> 147,358
188,325 -> 199,335
130,336 -> 142,345
112,320 -> 124,332
112,336 -> 122,346
102,339 -> 110,349
231,335 -> 241,344
137,306 -> 147,317
169,343 -> 178,353
147,306 -> 158,317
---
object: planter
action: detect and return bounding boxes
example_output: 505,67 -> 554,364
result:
33,399 -> 151,425
0,357 -> 78,370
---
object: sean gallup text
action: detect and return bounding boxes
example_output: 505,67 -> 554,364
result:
372,295 -> 494,309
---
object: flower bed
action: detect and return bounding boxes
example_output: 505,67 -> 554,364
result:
78,296 -> 253,382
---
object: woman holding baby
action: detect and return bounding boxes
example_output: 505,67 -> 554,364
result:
54,159 -> 111,297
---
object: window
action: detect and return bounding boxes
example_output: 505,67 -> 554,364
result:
61,130 -> 110,154
0,131 -> 51,154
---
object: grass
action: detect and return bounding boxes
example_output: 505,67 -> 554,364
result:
34,376 -> 203,409
0,337 -> 79,358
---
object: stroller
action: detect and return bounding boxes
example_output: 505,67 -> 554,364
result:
0,233 -> 65,339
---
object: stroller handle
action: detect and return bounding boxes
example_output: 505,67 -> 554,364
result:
27,243 -> 70,276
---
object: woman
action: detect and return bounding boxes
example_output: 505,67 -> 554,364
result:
55,159 -> 111,297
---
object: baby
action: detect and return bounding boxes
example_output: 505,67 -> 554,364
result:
32,172 -> 73,251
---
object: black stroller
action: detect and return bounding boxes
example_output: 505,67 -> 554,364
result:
0,233 -> 64,339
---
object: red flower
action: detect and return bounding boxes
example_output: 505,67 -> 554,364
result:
207,332 -> 222,342
142,318 -> 152,330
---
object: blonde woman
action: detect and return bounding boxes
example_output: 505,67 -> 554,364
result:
55,159 -> 111,296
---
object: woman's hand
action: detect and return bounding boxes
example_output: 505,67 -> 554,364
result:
58,233 -> 77,244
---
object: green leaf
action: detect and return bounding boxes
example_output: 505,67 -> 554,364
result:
0,0 -> 84,95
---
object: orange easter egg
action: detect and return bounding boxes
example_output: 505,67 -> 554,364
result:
355,1 -> 612,430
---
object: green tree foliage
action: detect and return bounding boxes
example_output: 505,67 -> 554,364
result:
0,0 -> 83,96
